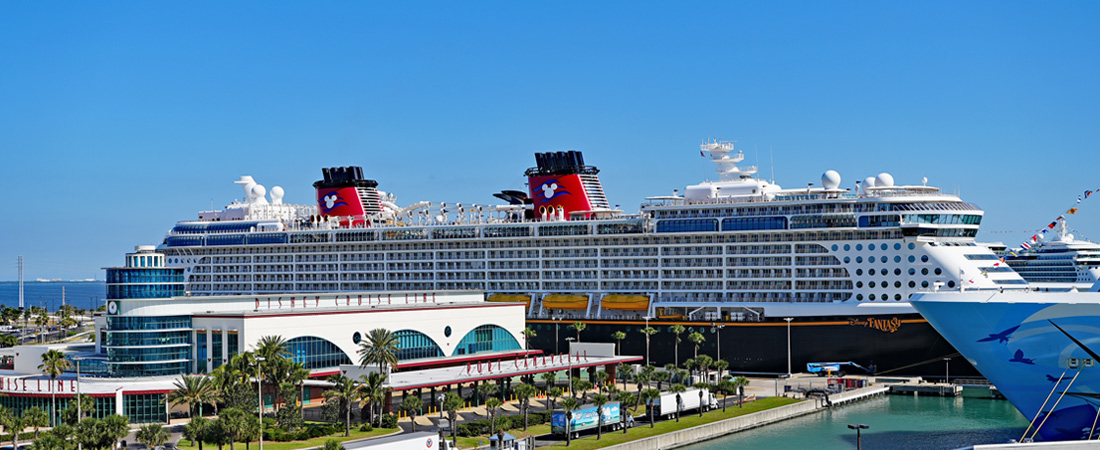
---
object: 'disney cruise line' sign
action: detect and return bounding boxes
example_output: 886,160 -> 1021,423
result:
848,316 -> 903,333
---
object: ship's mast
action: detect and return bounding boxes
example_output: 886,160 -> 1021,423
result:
701,139 -> 758,181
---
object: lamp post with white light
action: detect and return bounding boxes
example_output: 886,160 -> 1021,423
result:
944,357 -> 951,384
848,424 -> 869,449
256,356 -> 266,450
74,356 -> 84,450
643,316 -> 653,365
784,318 -> 794,376
553,316 -> 562,354
565,337 -> 576,397
711,323 -> 725,362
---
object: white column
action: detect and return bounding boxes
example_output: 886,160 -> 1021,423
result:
205,329 -> 213,374
221,329 -> 229,367
191,329 -> 198,373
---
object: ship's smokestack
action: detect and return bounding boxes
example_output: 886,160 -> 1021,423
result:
313,166 -> 381,227
525,151 -> 609,221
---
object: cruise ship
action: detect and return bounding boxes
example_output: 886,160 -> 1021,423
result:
988,221 -> 1100,290
911,283 -> 1100,442
155,140 -> 1025,375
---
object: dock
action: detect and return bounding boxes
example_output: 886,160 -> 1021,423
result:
889,382 -> 963,397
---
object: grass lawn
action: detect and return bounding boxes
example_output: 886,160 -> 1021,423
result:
177,425 -> 400,450
454,397 -> 801,450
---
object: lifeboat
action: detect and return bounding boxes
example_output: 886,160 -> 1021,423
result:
541,294 -> 589,310
485,294 -> 531,308
600,294 -> 650,311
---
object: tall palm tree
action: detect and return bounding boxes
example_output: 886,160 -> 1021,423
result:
692,382 -> 710,417
669,324 -> 685,367
593,370 -> 609,395
35,313 -> 49,343
22,406 -> 48,440
696,355 -> 714,383
669,384 -> 687,422
102,414 -> 130,450
485,397 -> 503,439
136,423 -> 170,449
731,376 -> 750,408
546,387 -> 563,413
443,392 -> 464,446
356,372 -> 388,428
615,391 -> 636,434
639,327 -> 658,365
591,394 -> 609,440
568,322 -> 586,343
559,397 -> 579,446
522,327 -> 536,350
184,417 -> 210,450
290,362 -> 311,421
400,395 -> 423,432
254,335 -> 291,361
168,375 -> 219,418
38,349 -> 71,426
540,370 -> 557,391
513,383 -> 536,431
357,328 -> 399,374
688,331 -> 705,360
323,375 -> 358,436
611,331 -> 626,355
714,360 -> 729,381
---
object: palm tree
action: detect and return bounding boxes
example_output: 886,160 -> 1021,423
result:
568,321 -> 586,342
400,395 -> 423,432
688,331 -> 705,360
692,382 -> 710,417
591,394 -> 609,440
290,363 -> 311,422
611,331 -> 626,355
2,415 -> 23,449
324,375 -> 358,436
639,326 -> 658,365
38,349 -> 71,426
714,360 -> 729,381
640,388 -> 660,428
215,408 -> 247,450
485,397 -> 503,439
593,370 -> 609,395
716,380 -> 734,412
669,324 -> 685,367
477,382 -> 498,407
168,375 -> 219,418
697,355 -> 714,383
540,370 -> 557,391
559,397 -> 579,446
254,335 -> 291,361
615,391 -> 636,434
35,313 -> 49,343
22,406 -> 48,440
669,384 -> 687,422
0,334 -> 18,348
546,387 -> 563,412
356,372 -> 388,427
513,383 -> 536,431
522,327 -> 536,350
102,414 -> 130,450
639,365 -> 657,389
357,328 -> 399,374
443,393 -> 463,447
184,417 -> 210,450
136,423 -> 170,449
731,376 -> 750,408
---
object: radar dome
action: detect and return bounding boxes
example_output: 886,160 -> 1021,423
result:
270,186 -> 285,204
251,184 -> 266,198
821,170 -> 841,189
863,177 -> 877,188
875,172 -> 894,187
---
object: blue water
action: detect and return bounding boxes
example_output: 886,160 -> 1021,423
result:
0,281 -> 105,310
681,390 -> 1030,450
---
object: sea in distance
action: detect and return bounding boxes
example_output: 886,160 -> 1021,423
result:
0,281 -> 105,311
681,388 -> 1030,450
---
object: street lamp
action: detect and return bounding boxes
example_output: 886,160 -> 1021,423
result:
784,318 -> 794,377
552,316 -> 562,354
643,316 -> 653,366
848,424 -> 869,450
944,357 -> 951,384
711,323 -> 725,363
565,337 -> 576,398
256,356 -> 266,450
73,356 -> 84,450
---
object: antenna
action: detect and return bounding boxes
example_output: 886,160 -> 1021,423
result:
769,147 -> 776,183
754,145 -> 760,180
17,255 -> 23,309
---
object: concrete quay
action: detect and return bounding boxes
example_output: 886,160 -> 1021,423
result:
889,382 -> 964,397
603,385 -> 889,450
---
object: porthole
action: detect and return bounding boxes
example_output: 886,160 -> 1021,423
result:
856,244 -> 863,251
856,281 -> 864,288
895,243 -> 902,250
894,294 -> 902,301
869,294 -> 877,300
880,268 -> 888,276
934,268 -> 942,275
921,255 -> 929,263
832,244 -> 839,251
908,243 -> 916,250
882,292 -> 888,300
352,332 -> 362,344
856,256 -> 864,263
856,294 -> 864,301
908,256 -> 915,263
444,326 -> 452,337
869,281 -> 877,288
894,281 -> 902,288
894,268 -> 901,276
921,268 -> 929,275
868,258 -> 874,265
908,268 -> 916,276
948,281 -> 956,288
844,256 -> 851,263
894,256 -> 901,263
921,281 -> 929,288
856,269 -> 863,276
909,281 -> 916,288
845,244 -> 851,251
880,256 -> 888,263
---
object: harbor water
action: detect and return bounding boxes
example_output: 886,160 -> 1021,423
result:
681,388 -> 1030,450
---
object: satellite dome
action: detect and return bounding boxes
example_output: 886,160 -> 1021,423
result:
875,172 -> 894,187
821,170 -> 841,189
251,184 -> 266,198
270,186 -> 285,204
863,177 -> 877,188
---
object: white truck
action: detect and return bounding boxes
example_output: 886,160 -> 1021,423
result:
351,431 -> 457,450
648,388 -> 717,420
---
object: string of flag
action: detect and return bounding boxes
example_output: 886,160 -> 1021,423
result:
1012,188 -> 1099,254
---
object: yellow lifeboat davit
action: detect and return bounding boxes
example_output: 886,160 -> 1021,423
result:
486,294 -> 531,308
600,294 -> 650,311
542,294 -> 589,310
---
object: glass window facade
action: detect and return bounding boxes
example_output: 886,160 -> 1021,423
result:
286,336 -> 352,370
394,329 -> 444,361
454,325 -> 520,356
106,268 -> 184,299
106,316 -> 193,377
658,219 -> 718,233
720,217 -> 786,231
124,393 -> 168,424
0,395 -> 117,422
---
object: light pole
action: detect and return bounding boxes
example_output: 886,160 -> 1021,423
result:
848,424 -> 869,450
74,356 -> 83,450
944,357 -> 951,384
643,316 -> 653,366
553,316 -> 561,354
256,356 -> 266,450
565,337 -> 576,398
784,318 -> 794,377
711,323 -> 725,362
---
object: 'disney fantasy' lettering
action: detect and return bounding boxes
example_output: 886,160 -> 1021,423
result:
848,316 -> 903,333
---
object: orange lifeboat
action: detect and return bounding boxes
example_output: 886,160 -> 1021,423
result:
600,294 -> 650,311
541,294 -> 589,310
485,294 -> 531,308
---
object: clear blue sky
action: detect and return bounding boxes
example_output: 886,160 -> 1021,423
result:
2,2 -> 1098,280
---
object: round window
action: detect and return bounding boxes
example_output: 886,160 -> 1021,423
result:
894,294 -> 902,301
934,268 -> 942,275
894,281 -> 902,288
880,268 -> 888,276
856,281 -> 864,288
856,244 -> 863,251
908,243 -> 916,250
921,255 -> 929,263
869,281 -> 877,288
444,326 -> 452,337
908,256 -> 915,263
845,244 -> 851,251
856,269 -> 863,276
894,268 -> 901,276
832,244 -> 839,251
909,281 -> 916,288
921,281 -> 929,288
922,268 -> 929,275
880,256 -> 888,263
895,243 -> 902,250
856,294 -> 864,301
352,332 -> 362,344
908,268 -> 916,276
948,281 -> 956,288
894,256 -> 901,263
869,294 -> 877,301
856,256 -> 864,263
844,256 -> 851,263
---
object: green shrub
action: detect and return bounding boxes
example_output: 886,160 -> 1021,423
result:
379,413 -> 398,429
359,423 -> 373,432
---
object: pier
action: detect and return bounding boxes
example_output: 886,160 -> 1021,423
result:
888,382 -> 963,397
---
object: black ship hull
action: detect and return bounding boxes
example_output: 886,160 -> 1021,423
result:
526,313 -> 978,378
